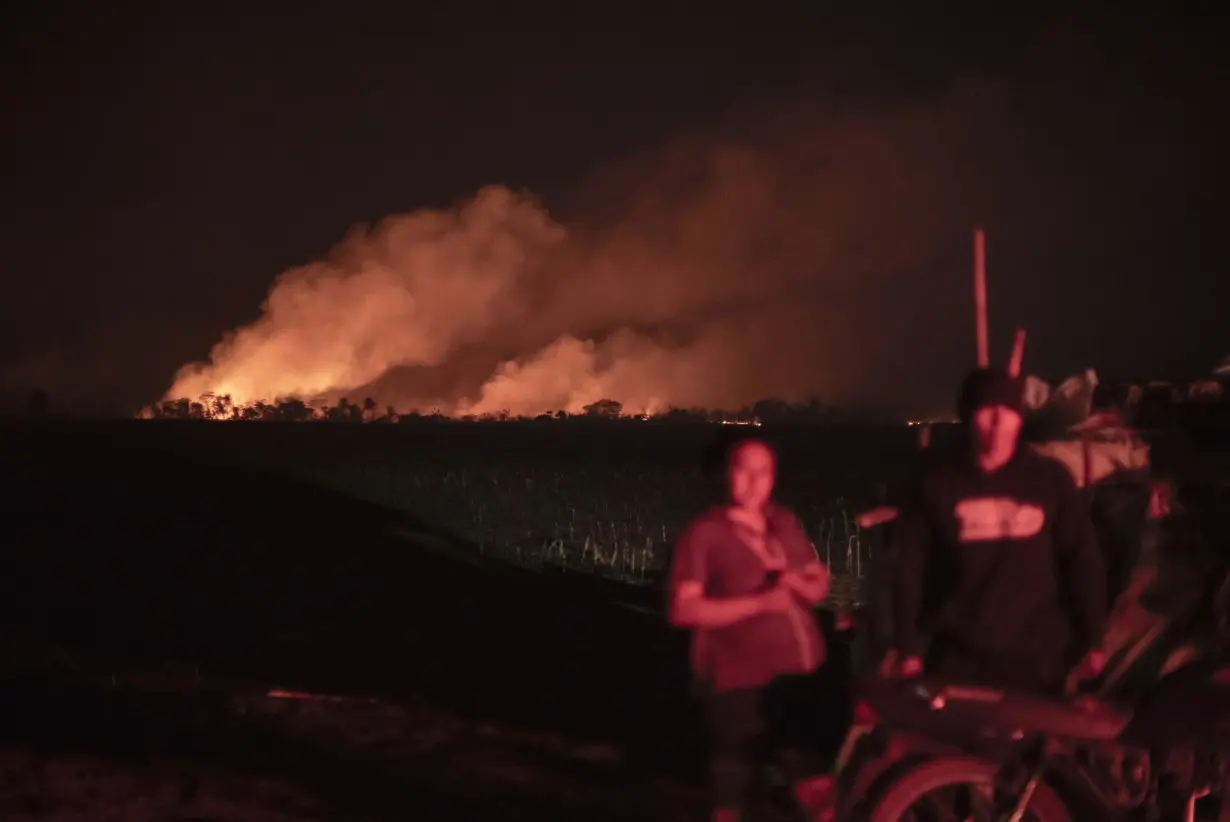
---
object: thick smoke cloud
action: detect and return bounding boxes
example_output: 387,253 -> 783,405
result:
167,89 -> 996,417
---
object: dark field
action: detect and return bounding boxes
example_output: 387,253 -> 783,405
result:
0,419 -> 1220,820
23,420 -> 945,593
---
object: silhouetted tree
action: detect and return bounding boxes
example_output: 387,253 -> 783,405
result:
211,393 -> 236,419
275,398 -> 316,421
801,395 -> 833,420
751,398 -> 790,422
583,398 -> 623,418
326,397 -> 363,423
137,391 -> 922,425
660,407 -> 705,422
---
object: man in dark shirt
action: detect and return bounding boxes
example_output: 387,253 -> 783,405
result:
892,369 -> 1108,693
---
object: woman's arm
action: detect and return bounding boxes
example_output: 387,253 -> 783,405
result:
670,580 -> 785,628
775,509 -> 831,605
667,519 -> 789,628
782,562 -> 830,604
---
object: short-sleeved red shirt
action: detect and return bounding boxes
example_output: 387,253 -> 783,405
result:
669,503 -> 827,693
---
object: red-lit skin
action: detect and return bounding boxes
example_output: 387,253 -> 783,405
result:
793,774 -> 835,818
669,441 -> 828,628
852,700 -> 878,726
971,403 -> 1022,473
1149,480 -> 1172,519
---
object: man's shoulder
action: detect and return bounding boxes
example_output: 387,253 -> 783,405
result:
1015,447 -> 1081,488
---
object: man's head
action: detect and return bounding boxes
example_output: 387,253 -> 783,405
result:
726,437 -> 777,510
959,368 -> 1025,467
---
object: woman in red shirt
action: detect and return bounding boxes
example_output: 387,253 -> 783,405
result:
669,437 -> 833,822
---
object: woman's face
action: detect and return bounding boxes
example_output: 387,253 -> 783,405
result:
728,440 -> 776,510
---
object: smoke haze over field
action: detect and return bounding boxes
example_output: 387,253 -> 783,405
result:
3,9 -> 1225,417
166,92 -> 996,417
160,18 -> 1228,419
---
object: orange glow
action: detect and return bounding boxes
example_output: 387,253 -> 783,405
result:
158,101 -> 991,418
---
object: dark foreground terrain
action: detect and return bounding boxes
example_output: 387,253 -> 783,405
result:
1,422 -> 860,821
9,420 -> 1220,820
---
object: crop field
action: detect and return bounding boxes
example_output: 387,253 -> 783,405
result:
93,419 -> 942,608
270,459 -> 879,607
8,418 -> 1221,611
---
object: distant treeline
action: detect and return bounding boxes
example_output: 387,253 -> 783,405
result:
5,372 -> 1229,428
138,394 -> 895,425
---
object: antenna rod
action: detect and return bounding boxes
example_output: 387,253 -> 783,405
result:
1008,328 -> 1027,377
974,228 -> 989,368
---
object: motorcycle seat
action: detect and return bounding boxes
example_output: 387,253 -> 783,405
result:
863,677 -> 1132,743
927,682 -> 1132,742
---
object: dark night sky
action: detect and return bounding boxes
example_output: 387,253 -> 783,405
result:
2,3 -> 1227,416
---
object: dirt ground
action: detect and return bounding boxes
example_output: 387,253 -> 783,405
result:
0,671 -> 814,822
1,423 -> 864,820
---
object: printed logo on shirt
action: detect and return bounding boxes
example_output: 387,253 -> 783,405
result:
953,496 -> 1046,543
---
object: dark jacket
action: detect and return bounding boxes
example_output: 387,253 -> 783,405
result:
893,446 -> 1107,668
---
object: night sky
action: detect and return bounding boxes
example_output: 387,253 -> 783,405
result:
3,4 -> 1227,417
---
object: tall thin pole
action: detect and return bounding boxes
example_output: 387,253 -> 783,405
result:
1008,328 -> 1027,377
974,228 -> 989,368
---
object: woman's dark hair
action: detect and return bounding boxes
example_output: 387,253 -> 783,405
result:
724,435 -> 778,471
706,429 -> 777,473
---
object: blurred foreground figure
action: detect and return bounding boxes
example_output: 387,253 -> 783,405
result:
892,368 -> 1109,693
852,426 -> 938,678
668,438 -> 834,822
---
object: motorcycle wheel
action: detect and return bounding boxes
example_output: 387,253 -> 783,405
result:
866,756 -> 1073,822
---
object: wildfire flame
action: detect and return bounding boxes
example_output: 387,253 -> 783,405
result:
158,98 -> 991,418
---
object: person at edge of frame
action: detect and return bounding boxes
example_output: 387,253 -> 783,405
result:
667,435 -> 835,822
844,422 -> 941,681
890,367 -> 1109,694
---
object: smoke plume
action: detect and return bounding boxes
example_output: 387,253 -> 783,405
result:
167,91 -> 997,417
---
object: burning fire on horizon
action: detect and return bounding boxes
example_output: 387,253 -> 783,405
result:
153,89 -> 1033,420
140,389 -> 776,425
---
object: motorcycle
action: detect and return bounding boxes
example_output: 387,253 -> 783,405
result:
826,482 -> 1230,822
846,662 -> 1230,821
